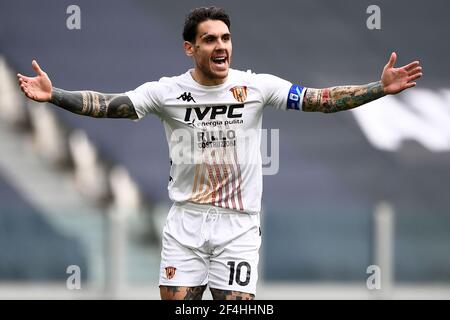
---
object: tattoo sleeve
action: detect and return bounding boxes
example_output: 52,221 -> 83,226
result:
49,87 -> 138,119
302,81 -> 385,113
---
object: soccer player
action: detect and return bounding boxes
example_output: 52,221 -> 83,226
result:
17,7 -> 422,300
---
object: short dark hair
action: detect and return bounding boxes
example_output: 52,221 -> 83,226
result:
182,7 -> 231,43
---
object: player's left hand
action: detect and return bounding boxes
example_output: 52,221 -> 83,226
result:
380,52 -> 422,95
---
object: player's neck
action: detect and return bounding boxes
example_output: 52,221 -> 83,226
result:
191,69 -> 228,86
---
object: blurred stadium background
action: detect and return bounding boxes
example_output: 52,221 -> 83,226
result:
1,0 -> 450,299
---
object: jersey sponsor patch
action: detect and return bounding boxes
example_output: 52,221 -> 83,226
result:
287,84 -> 304,110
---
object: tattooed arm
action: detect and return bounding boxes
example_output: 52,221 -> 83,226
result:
17,59 -> 138,119
302,81 -> 385,113
302,52 -> 422,113
50,88 -> 138,119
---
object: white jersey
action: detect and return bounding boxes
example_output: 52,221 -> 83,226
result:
126,68 -> 305,214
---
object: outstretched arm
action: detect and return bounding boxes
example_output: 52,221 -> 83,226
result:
302,52 -> 422,113
49,88 -> 138,119
17,60 -> 138,119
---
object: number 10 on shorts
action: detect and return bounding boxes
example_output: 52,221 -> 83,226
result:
227,261 -> 251,286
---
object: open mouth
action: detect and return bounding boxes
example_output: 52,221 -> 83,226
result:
211,56 -> 228,66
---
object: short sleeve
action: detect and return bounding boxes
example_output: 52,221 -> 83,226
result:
255,73 -> 305,111
126,81 -> 165,120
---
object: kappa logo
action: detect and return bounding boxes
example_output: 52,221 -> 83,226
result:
230,86 -> 248,103
165,266 -> 177,280
177,92 -> 196,103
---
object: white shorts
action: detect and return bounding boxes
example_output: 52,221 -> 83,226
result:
159,201 -> 261,295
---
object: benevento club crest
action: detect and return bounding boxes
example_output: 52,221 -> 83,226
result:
165,266 -> 177,280
230,86 -> 248,103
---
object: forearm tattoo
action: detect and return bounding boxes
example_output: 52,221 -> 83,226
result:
302,81 -> 385,113
50,87 -> 138,119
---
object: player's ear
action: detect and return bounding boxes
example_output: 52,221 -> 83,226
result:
184,41 -> 195,57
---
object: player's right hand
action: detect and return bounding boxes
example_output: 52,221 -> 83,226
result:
17,60 -> 52,102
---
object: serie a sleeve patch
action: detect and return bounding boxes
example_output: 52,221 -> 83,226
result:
287,84 -> 304,110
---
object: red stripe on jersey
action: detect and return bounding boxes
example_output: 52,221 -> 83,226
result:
232,146 -> 244,211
